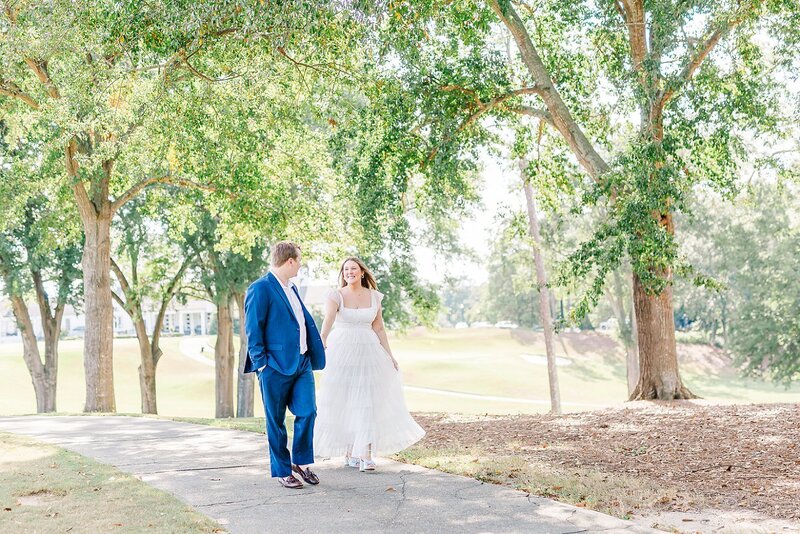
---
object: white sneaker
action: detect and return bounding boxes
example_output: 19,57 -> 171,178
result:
344,456 -> 360,468
359,459 -> 376,472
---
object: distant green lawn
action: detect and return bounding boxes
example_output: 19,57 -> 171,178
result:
1,328 -> 798,417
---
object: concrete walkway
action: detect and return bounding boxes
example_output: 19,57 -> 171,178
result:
0,416 -> 652,533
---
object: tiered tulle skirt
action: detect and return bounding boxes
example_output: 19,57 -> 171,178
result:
313,324 -> 425,458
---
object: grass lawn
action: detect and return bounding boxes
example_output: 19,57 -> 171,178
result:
1,328 -> 798,417
394,328 -> 800,412
0,432 -> 222,533
0,337 -> 221,417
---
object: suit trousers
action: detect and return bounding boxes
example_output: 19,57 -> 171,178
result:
258,355 -> 316,477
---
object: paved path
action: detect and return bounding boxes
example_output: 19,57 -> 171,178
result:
0,416 -> 652,534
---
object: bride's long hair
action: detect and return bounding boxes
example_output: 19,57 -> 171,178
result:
338,257 -> 378,290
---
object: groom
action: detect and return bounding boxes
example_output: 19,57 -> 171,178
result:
244,241 -> 326,489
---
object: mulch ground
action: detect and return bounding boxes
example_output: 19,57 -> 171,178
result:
412,402 -> 800,522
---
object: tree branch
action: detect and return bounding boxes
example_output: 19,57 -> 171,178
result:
0,79 -> 40,109
487,0 -> 610,180
509,105 -> 555,127
425,105 -> 490,164
23,58 -> 60,99
9,295 -> 45,376
54,303 -> 65,331
441,84 -> 541,108
31,270 -> 52,326
66,139 -> 99,221
110,173 -> 225,214
4,3 -> 18,23
613,0 -> 628,23
426,85 -> 544,164
658,10 -> 752,108
110,257 -> 132,306
276,46 -> 356,81
71,181 -> 95,219
441,84 -> 483,107
179,284 -> 214,303
111,290 -> 127,310
624,0 -> 647,77
181,59 -> 242,83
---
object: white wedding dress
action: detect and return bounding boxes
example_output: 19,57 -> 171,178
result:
313,289 -> 425,459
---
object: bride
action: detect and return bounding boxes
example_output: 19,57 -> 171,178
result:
314,257 -> 425,471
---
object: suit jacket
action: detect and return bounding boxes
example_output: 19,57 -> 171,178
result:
243,272 -> 325,375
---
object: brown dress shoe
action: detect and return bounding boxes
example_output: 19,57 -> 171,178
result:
278,474 -> 304,489
292,464 -> 320,485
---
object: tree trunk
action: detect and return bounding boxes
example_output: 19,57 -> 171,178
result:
132,317 -> 158,414
629,272 -> 696,400
111,258 -> 157,415
627,87 -> 693,400
627,297 -> 640,396
215,295 -> 235,418
9,296 -> 57,412
81,214 -> 116,412
235,293 -> 254,418
112,252 -> 191,415
522,164 -> 561,415
36,275 -> 63,412
41,313 -> 60,413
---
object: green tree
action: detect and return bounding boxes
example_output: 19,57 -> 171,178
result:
0,0 -> 367,412
110,193 -> 195,414
474,211 -> 541,328
0,118 -> 82,413
439,276 -> 477,326
376,0 -> 799,399
0,194 -> 81,413
328,71 -> 480,327
179,209 -> 268,419
676,184 -> 800,384
159,55 -> 355,417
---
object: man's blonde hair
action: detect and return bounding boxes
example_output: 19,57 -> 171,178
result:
271,241 -> 301,266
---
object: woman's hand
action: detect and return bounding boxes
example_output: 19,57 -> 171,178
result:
391,357 -> 399,371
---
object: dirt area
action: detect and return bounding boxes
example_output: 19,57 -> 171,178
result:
405,402 -> 800,533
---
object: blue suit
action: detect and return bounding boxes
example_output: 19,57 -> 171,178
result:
244,272 -> 326,477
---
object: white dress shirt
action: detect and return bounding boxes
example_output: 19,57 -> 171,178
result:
271,269 -> 308,355
258,271 -> 308,373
